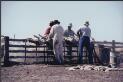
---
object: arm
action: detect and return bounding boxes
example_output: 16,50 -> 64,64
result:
64,30 -> 69,37
90,37 -> 95,42
44,27 -> 51,36
48,26 -> 54,39
77,28 -> 83,38
72,30 -> 78,37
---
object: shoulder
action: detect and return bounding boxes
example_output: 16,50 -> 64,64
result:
87,27 -> 91,30
52,24 -> 59,28
58,25 -> 62,27
71,30 -> 75,33
80,27 -> 85,30
64,29 -> 68,32
51,25 -> 57,30
46,26 -> 51,29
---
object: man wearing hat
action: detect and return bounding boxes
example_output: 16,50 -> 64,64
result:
48,20 -> 64,64
77,21 -> 93,64
64,23 -> 76,62
64,23 -> 75,38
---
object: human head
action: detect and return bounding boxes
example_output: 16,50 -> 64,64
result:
84,21 -> 89,27
49,21 -> 54,27
68,23 -> 72,30
53,20 -> 60,24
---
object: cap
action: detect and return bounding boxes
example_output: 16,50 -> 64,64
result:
68,23 -> 72,27
84,21 -> 89,26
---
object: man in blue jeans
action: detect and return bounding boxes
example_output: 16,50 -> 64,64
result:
77,21 -> 93,64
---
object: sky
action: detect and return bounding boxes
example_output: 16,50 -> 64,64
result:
1,1 -> 123,42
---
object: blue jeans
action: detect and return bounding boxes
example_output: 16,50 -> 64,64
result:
79,36 -> 93,64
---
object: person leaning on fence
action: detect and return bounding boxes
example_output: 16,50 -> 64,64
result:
64,23 -> 76,61
44,21 -> 54,38
43,21 -> 55,50
48,20 -> 64,64
27,21 -> 54,47
77,21 -> 93,64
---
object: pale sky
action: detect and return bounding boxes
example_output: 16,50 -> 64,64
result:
1,1 -> 123,42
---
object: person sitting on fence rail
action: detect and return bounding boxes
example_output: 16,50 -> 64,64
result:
64,23 -> 77,61
48,20 -> 64,65
77,21 -> 93,64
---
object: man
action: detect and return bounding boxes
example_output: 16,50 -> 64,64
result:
43,21 -> 54,50
64,23 -> 75,38
77,21 -> 93,64
64,23 -> 75,62
48,20 -> 64,64
44,21 -> 54,39
28,21 -> 54,47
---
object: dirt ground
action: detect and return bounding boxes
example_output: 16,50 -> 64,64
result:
1,64 -> 123,82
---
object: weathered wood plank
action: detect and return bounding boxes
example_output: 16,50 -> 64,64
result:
94,41 -> 123,44
9,44 -> 47,48
9,56 -> 52,58
9,55 -> 79,59
9,39 -> 27,42
9,50 -> 52,53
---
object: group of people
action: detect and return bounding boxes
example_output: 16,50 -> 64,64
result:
41,20 -> 94,65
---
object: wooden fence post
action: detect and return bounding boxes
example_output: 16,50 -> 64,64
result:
36,44 -> 38,63
4,36 -> 9,66
112,40 -> 115,52
98,44 -> 104,55
110,40 -> 117,68
24,40 -> 27,64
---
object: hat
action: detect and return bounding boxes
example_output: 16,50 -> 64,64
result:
68,23 -> 72,27
53,20 -> 60,24
84,21 -> 89,26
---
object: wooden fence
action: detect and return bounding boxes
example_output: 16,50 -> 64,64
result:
2,36 -> 123,66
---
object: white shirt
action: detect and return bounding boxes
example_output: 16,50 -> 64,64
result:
79,26 -> 91,38
49,24 -> 64,42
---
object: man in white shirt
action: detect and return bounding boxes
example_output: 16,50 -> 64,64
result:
77,21 -> 93,64
48,20 -> 64,64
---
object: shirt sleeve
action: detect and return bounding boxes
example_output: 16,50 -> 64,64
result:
49,26 -> 54,39
77,28 -> 81,35
44,27 -> 51,35
80,27 -> 84,32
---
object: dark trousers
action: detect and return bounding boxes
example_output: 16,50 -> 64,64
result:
65,40 -> 74,61
67,45 -> 72,61
45,39 -> 53,50
79,36 -> 93,64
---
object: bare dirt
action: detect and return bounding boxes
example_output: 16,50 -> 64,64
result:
1,64 -> 123,82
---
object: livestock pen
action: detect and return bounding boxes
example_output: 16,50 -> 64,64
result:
1,36 -> 123,66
